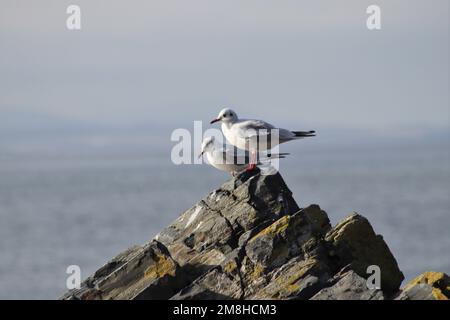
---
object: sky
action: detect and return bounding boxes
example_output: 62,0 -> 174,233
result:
0,0 -> 448,134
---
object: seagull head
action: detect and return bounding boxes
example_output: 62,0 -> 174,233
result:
210,108 -> 238,124
199,136 -> 216,159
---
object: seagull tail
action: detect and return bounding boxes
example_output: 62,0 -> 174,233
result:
292,130 -> 316,138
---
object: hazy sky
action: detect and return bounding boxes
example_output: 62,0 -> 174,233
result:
0,0 -> 448,132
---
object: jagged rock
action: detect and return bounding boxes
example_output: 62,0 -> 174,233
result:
170,267 -> 243,300
241,205 -> 333,299
61,170 -> 447,300
170,204 -> 332,300
396,272 -> 450,300
311,270 -> 384,300
61,240 -> 188,300
244,205 -> 330,272
324,213 -> 404,294
154,170 -> 299,282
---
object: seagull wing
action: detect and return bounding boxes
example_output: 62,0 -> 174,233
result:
211,149 -> 249,165
234,119 -> 275,140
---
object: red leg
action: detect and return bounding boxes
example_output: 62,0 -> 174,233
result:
246,151 -> 257,171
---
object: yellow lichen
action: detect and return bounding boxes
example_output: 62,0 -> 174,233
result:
223,260 -> 238,274
252,263 -> 265,279
431,288 -> 448,300
403,271 -> 450,300
277,259 -> 316,287
144,254 -> 176,279
284,283 -> 300,294
249,216 -> 291,243
257,260 -> 317,299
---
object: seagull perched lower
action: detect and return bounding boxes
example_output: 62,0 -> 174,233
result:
210,108 -> 315,170
199,136 -> 288,176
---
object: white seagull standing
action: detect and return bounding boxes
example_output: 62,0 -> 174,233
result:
199,136 -> 288,176
210,108 -> 315,170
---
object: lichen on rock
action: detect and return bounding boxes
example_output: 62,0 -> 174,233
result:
60,170 -> 448,300
396,271 -> 450,300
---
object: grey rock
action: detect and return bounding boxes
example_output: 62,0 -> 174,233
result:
61,241 -> 188,300
324,213 -> 404,294
170,267 -> 242,300
395,284 -> 436,300
155,170 -> 299,282
61,170 -> 446,300
395,271 -> 450,300
311,270 -> 385,300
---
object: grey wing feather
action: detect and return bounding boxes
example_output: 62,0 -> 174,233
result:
213,149 -> 249,165
237,119 -> 276,140
239,119 -> 275,131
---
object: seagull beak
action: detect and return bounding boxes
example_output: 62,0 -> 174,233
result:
210,118 -> 220,124
198,151 -> 204,159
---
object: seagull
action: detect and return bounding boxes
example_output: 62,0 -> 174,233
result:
199,136 -> 288,176
210,108 -> 315,170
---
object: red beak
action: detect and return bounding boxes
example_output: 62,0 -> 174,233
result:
210,118 -> 220,124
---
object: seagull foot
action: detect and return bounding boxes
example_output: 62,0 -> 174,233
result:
246,163 -> 257,171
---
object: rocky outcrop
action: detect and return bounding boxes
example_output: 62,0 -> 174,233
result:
395,272 -> 450,300
61,241 -> 189,300
61,170 -> 448,300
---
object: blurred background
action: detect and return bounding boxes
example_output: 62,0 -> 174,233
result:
0,0 -> 448,299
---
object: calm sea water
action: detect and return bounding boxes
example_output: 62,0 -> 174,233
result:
0,136 -> 449,299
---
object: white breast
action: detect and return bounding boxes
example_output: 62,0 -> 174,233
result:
206,151 -> 245,173
222,122 -> 248,150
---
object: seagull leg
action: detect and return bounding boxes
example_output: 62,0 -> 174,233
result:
246,150 -> 257,171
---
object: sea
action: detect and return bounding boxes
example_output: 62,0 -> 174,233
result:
0,129 -> 449,299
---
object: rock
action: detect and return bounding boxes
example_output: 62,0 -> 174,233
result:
170,267 -> 243,300
61,240 -> 189,300
154,170 -> 299,282
60,170 -> 448,300
324,213 -> 404,294
396,272 -> 450,300
311,270 -> 384,300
